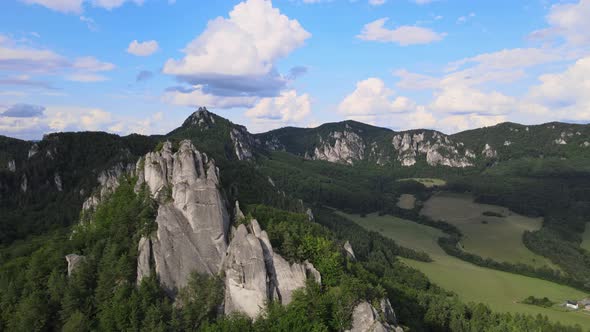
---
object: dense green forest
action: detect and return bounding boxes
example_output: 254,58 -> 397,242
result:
0,178 -> 584,331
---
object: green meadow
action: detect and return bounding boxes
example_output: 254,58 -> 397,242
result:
420,192 -> 556,269
337,211 -> 590,328
396,177 -> 447,188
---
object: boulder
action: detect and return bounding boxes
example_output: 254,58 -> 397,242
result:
347,300 -> 403,332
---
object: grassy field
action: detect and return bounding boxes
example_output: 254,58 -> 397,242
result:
396,177 -> 447,188
337,211 -> 590,328
582,223 -> 590,252
420,192 -> 556,269
396,194 -> 416,210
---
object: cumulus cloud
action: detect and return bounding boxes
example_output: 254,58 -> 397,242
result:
527,55 -> 590,120
1,104 -> 45,118
127,40 -> 159,56
530,0 -> 590,46
338,78 -> 416,117
245,90 -> 311,124
20,0 -> 143,13
162,0 -> 310,99
357,18 -> 446,45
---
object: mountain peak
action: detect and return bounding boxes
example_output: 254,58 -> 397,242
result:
182,107 -> 219,129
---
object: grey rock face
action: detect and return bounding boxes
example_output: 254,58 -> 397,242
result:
230,126 -> 255,161
481,144 -> 497,158
139,140 -> 230,294
65,254 -> 85,277
7,160 -> 15,172
136,236 -> 152,285
28,144 -> 39,159
347,300 -> 403,332
344,241 -> 356,261
54,173 -> 63,192
393,132 -> 473,168
20,175 -> 27,193
82,162 -> 135,212
312,129 -> 366,165
224,218 -> 321,319
306,208 -> 314,221
224,224 -> 269,319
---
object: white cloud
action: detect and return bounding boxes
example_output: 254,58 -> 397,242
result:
0,35 -> 114,83
357,18 -> 446,45
21,0 -> 84,14
245,90 -> 311,125
430,85 -> 516,115
127,40 -> 159,56
438,114 -> 507,133
162,85 -> 258,109
527,55 -> 590,120
338,78 -> 416,117
20,0 -> 143,13
530,0 -> 590,46
163,0 -> 310,78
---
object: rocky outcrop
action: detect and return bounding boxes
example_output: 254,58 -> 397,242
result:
392,132 -> 473,168
138,140 -> 230,295
182,107 -> 217,129
347,300 -> 403,332
224,218 -> 321,319
344,241 -> 356,261
28,144 -> 39,159
481,144 -> 497,158
65,254 -> 85,277
224,223 -> 269,318
82,162 -> 135,212
54,173 -> 63,191
306,208 -> 314,221
7,160 -> 15,172
230,126 -> 255,161
136,236 -> 152,285
20,175 -> 27,193
312,129 -> 366,165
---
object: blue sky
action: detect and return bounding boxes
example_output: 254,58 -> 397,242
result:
1,0 -> 589,139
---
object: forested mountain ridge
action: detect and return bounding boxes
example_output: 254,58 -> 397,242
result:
257,119 -> 590,169
1,108 -> 590,331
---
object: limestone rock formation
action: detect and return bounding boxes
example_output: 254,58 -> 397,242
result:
344,240 -> 356,261
347,300 -> 403,332
136,236 -> 152,285
223,223 -> 269,319
65,254 -> 85,277
82,162 -> 135,212
392,132 -> 473,168
138,140 -> 230,294
312,129 -> 366,165
224,218 -> 321,319
54,173 -> 63,192
230,126 -> 255,161
20,175 -> 27,193
28,144 -> 39,159
481,144 -> 497,158
7,160 -> 15,172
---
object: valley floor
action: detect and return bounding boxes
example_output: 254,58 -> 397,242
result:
337,211 -> 590,328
